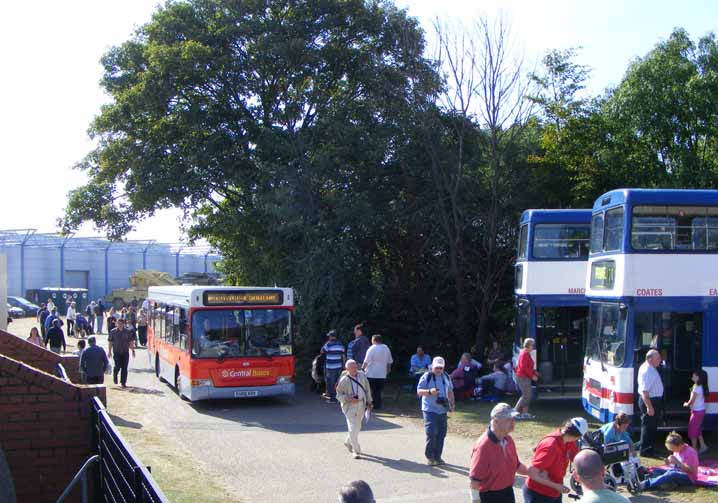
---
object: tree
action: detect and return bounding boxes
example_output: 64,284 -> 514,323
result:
62,0 -> 441,353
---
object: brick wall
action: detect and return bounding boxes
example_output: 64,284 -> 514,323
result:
0,354 -> 106,503
0,329 -> 81,383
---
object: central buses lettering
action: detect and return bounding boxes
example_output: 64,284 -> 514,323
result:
221,369 -> 272,378
635,288 -> 663,296
203,290 -> 283,306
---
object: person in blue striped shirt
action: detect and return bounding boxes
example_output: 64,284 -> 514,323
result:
321,330 -> 346,403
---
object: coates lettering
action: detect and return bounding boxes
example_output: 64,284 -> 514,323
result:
636,288 -> 663,296
568,288 -> 585,294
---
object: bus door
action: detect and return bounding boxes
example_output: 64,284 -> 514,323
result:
535,306 -> 587,383
633,311 -> 702,411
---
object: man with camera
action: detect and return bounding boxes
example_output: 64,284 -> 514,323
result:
337,359 -> 373,459
417,356 -> 455,466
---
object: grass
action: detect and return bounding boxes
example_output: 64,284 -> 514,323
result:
105,376 -> 244,503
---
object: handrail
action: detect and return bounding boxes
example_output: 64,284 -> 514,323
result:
56,363 -> 70,382
55,455 -> 99,503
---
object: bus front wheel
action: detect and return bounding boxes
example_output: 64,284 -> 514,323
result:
156,356 -> 164,382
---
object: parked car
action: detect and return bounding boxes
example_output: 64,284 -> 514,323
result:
7,296 -> 40,317
7,304 -> 24,319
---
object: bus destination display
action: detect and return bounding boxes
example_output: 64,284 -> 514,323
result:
203,290 -> 284,306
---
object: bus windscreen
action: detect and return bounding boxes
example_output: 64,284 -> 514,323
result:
191,309 -> 291,358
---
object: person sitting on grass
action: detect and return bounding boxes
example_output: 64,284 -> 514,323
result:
639,431 -> 698,491
450,352 -> 482,400
478,363 -> 509,400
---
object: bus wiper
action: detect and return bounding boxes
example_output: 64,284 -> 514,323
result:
260,347 -> 273,360
593,335 -> 606,373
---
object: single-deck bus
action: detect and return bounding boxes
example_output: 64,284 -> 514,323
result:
583,189 -> 718,428
514,209 -> 592,394
146,285 -> 295,401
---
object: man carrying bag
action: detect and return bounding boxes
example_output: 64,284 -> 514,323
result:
337,360 -> 373,459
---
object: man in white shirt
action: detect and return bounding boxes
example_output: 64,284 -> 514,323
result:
362,334 -> 393,410
637,349 -> 664,457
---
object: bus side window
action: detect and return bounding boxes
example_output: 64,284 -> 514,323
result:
179,309 -> 188,350
165,309 -> 173,343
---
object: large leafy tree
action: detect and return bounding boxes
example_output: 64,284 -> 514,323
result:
63,0 -> 440,353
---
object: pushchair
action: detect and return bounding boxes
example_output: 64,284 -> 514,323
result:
570,430 -> 644,497
310,353 -> 325,393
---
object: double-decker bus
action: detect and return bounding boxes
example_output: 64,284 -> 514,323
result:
583,189 -> 718,428
146,285 -> 295,401
514,209 -> 592,395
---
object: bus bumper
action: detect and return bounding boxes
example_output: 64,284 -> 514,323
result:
188,383 -> 296,401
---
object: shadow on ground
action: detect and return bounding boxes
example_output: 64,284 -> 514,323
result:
187,390 -> 403,434
109,413 -> 143,429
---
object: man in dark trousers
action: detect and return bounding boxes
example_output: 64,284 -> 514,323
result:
80,336 -> 109,385
46,319 -> 66,354
638,349 -> 664,457
37,303 -> 49,342
108,318 -> 136,387
347,323 -> 371,366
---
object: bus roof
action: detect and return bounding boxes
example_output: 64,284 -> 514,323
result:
520,209 -> 592,225
147,285 -> 294,309
592,188 -> 718,212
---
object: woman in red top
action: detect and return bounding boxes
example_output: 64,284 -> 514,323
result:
514,338 -> 539,419
524,418 -> 587,503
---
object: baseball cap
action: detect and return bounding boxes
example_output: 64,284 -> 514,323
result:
491,403 -> 520,420
431,356 -> 445,369
326,329 -> 337,338
570,417 -> 589,436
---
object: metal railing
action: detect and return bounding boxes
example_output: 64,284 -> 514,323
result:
56,455 -> 99,503
56,362 -> 70,382
91,397 -> 169,503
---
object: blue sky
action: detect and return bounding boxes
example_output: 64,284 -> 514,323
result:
0,0 -> 715,242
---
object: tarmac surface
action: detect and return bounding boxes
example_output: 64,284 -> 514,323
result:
118,347 -> 483,503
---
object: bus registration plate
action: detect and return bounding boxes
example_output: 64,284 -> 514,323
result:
234,391 -> 259,398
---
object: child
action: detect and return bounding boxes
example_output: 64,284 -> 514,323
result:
683,369 -> 709,454
639,432 -> 698,491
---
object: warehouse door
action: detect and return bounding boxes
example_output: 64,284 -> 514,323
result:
64,270 -> 89,289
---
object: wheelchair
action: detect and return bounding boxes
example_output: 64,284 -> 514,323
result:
570,436 -> 644,497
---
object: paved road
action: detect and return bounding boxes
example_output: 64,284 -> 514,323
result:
110,348 -> 487,503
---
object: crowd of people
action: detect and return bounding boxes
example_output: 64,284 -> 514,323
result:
26,296 -> 145,388
314,330 -> 710,502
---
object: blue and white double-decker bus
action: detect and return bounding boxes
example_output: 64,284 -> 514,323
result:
583,189 -> 718,427
514,209 -> 592,394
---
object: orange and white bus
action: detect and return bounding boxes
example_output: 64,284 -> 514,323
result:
146,285 -> 295,401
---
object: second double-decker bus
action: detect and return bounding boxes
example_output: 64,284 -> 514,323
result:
146,285 -> 295,401
514,209 -> 592,395
583,189 -> 718,428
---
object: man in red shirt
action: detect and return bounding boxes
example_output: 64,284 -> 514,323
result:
469,403 -> 565,503
524,418 -> 586,503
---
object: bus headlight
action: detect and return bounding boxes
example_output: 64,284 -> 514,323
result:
277,376 -> 293,384
191,379 -> 212,387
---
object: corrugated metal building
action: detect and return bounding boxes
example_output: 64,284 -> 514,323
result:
0,229 -> 221,301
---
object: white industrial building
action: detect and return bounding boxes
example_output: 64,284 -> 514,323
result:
0,229 -> 221,301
